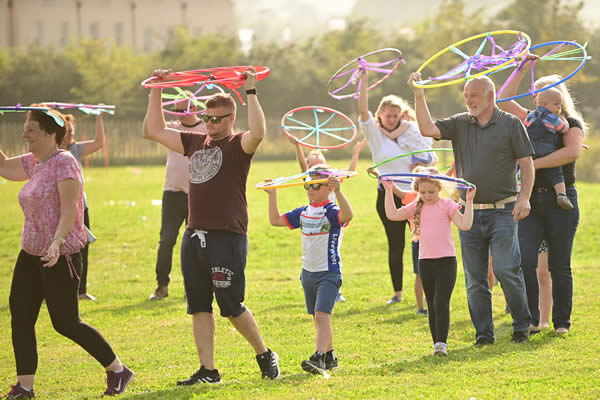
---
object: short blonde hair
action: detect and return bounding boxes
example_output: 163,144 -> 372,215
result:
374,95 -> 416,123
534,75 -> 586,132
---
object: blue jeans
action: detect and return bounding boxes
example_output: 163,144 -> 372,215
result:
518,186 -> 579,329
459,202 -> 531,342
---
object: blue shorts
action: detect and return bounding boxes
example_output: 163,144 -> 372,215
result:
181,229 -> 248,318
300,269 -> 342,315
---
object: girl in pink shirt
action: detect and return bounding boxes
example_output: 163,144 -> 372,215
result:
383,166 -> 475,357
0,106 -> 133,398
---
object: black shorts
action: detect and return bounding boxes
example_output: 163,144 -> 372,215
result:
181,229 -> 248,317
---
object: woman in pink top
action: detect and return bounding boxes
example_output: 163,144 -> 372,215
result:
382,167 -> 475,357
0,106 -> 133,398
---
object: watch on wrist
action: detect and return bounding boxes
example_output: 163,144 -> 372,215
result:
245,88 -> 257,95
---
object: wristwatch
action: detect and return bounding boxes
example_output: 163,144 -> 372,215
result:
245,88 -> 257,95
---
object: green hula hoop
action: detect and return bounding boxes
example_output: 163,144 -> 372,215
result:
367,148 -> 453,178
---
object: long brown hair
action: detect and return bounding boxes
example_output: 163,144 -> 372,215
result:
411,166 -> 443,236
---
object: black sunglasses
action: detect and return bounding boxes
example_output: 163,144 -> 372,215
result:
200,113 -> 232,124
304,182 -> 325,191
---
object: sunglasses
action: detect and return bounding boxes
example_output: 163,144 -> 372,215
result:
200,113 -> 232,124
304,182 -> 325,191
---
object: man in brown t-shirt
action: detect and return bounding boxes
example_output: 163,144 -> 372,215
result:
143,67 -> 280,384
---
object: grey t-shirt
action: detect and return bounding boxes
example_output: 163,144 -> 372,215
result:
436,108 -> 534,203
68,142 -> 88,209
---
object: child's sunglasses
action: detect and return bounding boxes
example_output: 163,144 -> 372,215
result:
304,182 -> 325,190
199,113 -> 232,124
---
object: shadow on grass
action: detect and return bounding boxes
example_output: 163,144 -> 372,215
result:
81,297 -> 186,318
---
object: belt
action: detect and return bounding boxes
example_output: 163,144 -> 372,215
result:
534,187 -> 552,192
460,195 -> 517,210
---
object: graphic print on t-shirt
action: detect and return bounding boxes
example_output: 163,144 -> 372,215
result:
189,147 -> 223,184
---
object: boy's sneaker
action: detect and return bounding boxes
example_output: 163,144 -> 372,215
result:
301,352 -> 326,375
1,383 -> 35,399
556,194 -> 574,210
416,308 -> 428,315
256,349 -> 280,379
176,366 -> 221,385
386,295 -> 402,305
102,365 -> 134,397
324,350 -> 338,370
433,342 -> 448,357
335,292 -> 346,303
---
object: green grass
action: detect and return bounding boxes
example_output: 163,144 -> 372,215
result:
1,161 -> 599,399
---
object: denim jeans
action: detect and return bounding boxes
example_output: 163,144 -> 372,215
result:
459,201 -> 531,342
518,186 -> 579,329
155,190 -> 188,286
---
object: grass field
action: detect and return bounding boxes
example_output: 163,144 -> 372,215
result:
1,161 -> 599,399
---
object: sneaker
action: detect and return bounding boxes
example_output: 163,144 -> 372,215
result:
1,383 -> 35,399
149,285 -> 168,300
386,295 -> 402,305
324,350 -> 338,370
102,365 -> 134,397
433,342 -> 448,357
555,327 -> 569,335
530,324 -> 541,334
78,293 -> 96,301
176,366 -> 221,385
416,308 -> 428,315
256,349 -> 280,379
335,292 -> 346,303
301,352 -> 326,375
511,331 -> 529,343
474,337 -> 494,347
556,194 -> 574,210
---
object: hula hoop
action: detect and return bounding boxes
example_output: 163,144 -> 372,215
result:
141,66 -> 270,89
257,169 -> 358,190
281,106 -> 357,150
40,102 -> 115,115
378,173 -> 475,190
367,149 -> 454,178
413,30 -> 531,88
161,84 -> 226,116
327,48 -> 405,100
0,105 -> 50,114
496,41 -> 590,103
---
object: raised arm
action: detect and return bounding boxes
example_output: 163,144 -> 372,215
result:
79,114 -> 106,156
241,67 -> 266,155
407,72 -> 441,139
41,178 -> 80,267
358,69 -> 370,122
514,156 -> 534,221
382,180 -> 409,221
266,189 -> 287,227
329,176 -> 353,224
0,150 -> 28,181
451,187 -> 475,230
347,138 -> 366,171
497,56 -> 539,121
289,135 -> 308,172
142,69 -> 184,153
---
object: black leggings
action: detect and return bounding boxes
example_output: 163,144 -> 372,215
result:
9,250 -> 116,375
419,257 -> 457,344
79,208 -> 90,294
376,188 -> 407,292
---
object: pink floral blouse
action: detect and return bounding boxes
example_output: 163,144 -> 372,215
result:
18,151 -> 87,256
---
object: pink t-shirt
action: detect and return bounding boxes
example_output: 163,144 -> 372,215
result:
19,151 -> 87,256
403,197 -> 461,259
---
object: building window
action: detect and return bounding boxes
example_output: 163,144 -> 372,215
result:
143,28 -> 153,52
60,21 -> 70,47
114,22 -> 123,45
90,21 -> 100,39
34,20 -> 45,46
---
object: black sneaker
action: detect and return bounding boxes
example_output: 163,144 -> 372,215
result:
301,352 -> 326,375
256,349 -> 280,379
102,365 -> 134,397
325,350 -> 338,370
511,331 -> 529,343
176,366 -> 221,385
474,337 -> 494,347
1,383 -> 35,399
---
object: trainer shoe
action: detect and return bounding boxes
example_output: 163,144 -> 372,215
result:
530,324 -> 541,334
102,365 -> 134,397
433,342 -> 448,357
555,327 -> 569,335
149,285 -> 168,300
416,308 -> 428,315
1,383 -> 35,398
556,194 -> 574,210
335,292 -> 346,303
474,337 -> 494,347
78,293 -> 96,301
256,349 -> 280,379
511,331 -> 529,343
301,352 -> 326,375
386,295 -> 402,305
176,366 -> 221,385
325,350 -> 338,370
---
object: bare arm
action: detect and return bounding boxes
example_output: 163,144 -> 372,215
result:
367,167 -> 406,199
80,114 -> 106,156
241,67 -> 266,155
142,70 -> 184,153
0,150 -> 28,181
358,69 -> 370,122
497,57 -> 538,121
347,138 -> 366,171
513,156 -> 534,221
534,126 -> 583,169
451,187 -> 475,230
382,180 -> 409,221
266,189 -> 287,227
41,178 -> 80,267
381,122 -> 410,140
329,176 -> 353,224
291,138 -> 308,172
407,72 -> 441,139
